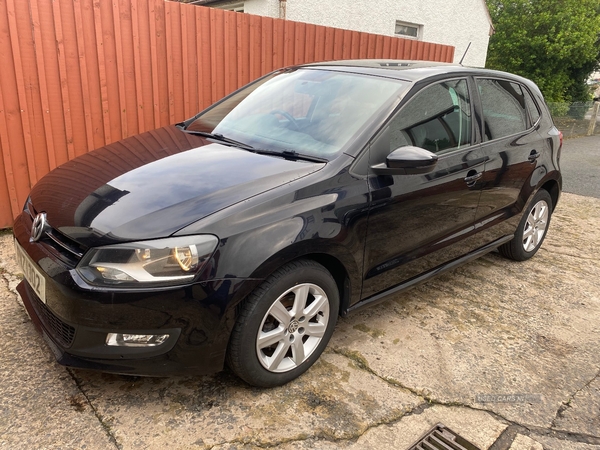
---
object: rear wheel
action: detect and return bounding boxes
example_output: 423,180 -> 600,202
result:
499,189 -> 552,261
227,260 -> 339,387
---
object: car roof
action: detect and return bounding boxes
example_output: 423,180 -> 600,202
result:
297,59 -> 539,90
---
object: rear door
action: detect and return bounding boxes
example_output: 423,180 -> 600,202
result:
361,77 -> 488,299
472,78 -> 546,241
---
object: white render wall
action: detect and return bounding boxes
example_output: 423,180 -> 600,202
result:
243,0 -> 280,18
244,0 -> 491,67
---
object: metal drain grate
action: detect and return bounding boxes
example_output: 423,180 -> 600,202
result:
408,423 -> 481,450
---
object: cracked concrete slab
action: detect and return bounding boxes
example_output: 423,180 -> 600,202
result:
1,192 -> 599,450
352,405 -> 506,450
330,192 -> 600,432
69,351 -> 423,449
552,372 -> 600,437
532,436 -> 600,450
509,434 -> 543,450
0,234 -> 22,296
0,278 -> 114,449
229,405 -> 506,450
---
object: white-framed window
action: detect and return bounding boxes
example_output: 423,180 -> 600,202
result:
395,21 -> 422,40
206,1 -> 244,12
227,3 -> 244,12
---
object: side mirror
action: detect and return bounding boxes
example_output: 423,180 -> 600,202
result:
370,146 -> 438,175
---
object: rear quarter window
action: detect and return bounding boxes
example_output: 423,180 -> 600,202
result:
477,78 -> 528,141
524,88 -> 541,124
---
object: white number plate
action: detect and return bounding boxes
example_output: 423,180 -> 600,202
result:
14,239 -> 46,304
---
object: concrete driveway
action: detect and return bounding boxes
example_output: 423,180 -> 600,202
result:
1,192 -> 599,450
560,134 -> 600,199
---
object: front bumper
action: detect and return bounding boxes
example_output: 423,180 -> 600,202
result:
13,212 -> 256,376
18,280 -> 190,375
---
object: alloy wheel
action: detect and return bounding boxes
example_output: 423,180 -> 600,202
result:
256,283 -> 330,373
522,199 -> 549,252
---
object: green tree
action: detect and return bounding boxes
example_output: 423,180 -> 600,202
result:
486,0 -> 600,103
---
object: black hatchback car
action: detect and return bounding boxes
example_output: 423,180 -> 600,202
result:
14,60 -> 562,387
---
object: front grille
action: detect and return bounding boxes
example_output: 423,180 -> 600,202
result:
45,228 -> 85,259
27,200 -> 86,266
408,423 -> 480,450
29,291 -> 76,348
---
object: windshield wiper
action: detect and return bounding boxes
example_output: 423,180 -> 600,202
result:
252,148 -> 328,163
179,128 -> 328,164
179,129 -> 255,150
284,150 -> 328,163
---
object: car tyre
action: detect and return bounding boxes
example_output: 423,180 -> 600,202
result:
227,259 -> 339,387
499,189 -> 553,261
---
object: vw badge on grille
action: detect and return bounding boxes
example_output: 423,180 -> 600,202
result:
30,212 -> 47,242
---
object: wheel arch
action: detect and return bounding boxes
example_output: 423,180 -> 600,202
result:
231,243 -> 362,332
219,246 -> 358,374
244,245 -> 359,318
300,253 -> 353,317
540,178 -> 560,211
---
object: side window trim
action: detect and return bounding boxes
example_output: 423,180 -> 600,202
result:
474,76 -> 538,144
466,76 -> 482,146
523,85 -> 542,128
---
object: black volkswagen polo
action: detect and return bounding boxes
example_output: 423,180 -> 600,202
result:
13,60 -> 562,387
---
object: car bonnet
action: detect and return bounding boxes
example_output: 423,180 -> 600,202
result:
28,125 -> 324,247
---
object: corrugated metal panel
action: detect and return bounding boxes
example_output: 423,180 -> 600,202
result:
0,0 -> 455,228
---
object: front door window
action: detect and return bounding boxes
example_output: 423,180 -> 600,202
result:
387,78 -> 472,155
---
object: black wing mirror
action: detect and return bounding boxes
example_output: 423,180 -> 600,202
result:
370,146 -> 438,175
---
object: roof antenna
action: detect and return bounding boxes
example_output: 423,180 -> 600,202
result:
459,42 -> 472,66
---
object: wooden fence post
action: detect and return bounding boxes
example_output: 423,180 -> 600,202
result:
588,102 -> 600,136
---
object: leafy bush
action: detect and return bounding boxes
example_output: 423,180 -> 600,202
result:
486,0 -> 600,104
547,103 -> 569,118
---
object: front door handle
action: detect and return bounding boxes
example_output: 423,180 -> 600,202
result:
464,171 -> 482,186
528,150 -> 541,163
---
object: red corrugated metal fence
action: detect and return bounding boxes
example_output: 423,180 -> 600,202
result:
0,0 -> 455,228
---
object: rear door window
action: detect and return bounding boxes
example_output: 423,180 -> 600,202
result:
476,79 -> 528,141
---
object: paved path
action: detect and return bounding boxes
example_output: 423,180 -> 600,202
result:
1,193 -> 599,449
561,135 -> 600,198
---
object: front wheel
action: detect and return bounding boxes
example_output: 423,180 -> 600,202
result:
226,260 -> 339,387
499,189 -> 553,261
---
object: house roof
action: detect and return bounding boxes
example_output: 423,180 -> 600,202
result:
481,0 -> 496,35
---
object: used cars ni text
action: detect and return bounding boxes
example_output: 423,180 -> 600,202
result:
14,60 -> 562,387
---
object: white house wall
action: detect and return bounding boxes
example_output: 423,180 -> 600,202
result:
244,0 -> 491,67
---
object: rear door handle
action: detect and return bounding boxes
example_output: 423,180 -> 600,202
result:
528,151 -> 541,163
464,171 -> 482,186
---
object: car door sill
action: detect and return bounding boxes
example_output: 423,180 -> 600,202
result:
348,234 -> 514,314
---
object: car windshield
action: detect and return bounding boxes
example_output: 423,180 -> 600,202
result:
186,68 -> 407,160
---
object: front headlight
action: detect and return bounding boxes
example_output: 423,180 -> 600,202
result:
76,235 -> 218,287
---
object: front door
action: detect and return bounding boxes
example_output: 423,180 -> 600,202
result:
362,77 -> 487,299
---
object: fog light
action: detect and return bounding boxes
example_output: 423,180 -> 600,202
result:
106,333 -> 169,347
